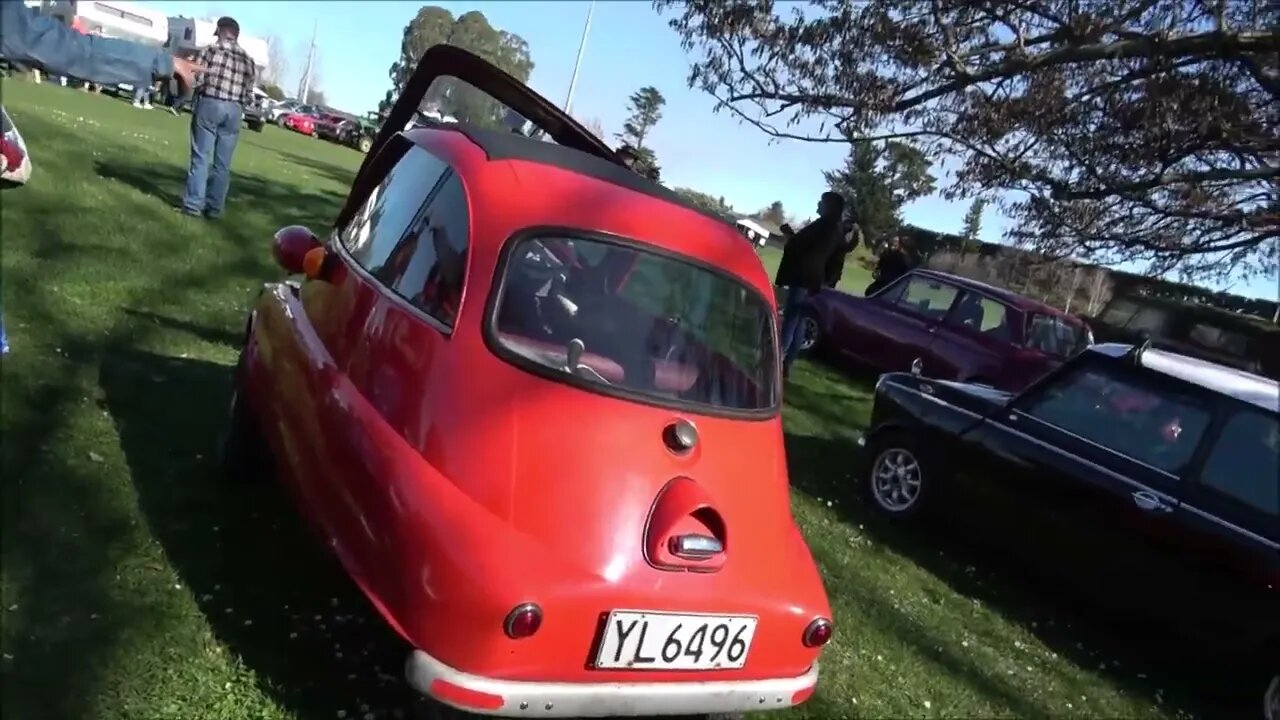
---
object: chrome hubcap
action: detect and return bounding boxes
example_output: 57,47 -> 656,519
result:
798,317 -> 819,351
871,448 -> 922,512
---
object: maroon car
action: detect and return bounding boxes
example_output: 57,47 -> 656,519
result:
800,269 -> 1093,391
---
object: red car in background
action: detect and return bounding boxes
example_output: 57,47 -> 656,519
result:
800,269 -> 1093,392
223,44 -> 833,718
280,112 -> 316,136
312,112 -> 349,142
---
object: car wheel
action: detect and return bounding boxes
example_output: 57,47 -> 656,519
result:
1265,674 -> 1280,720
797,311 -> 821,352
358,136 -> 373,153
864,431 -> 934,518
219,351 -> 269,480
276,116 -> 288,128
248,121 -> 264,132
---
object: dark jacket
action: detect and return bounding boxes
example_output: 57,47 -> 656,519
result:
0,2 -> 173,86
775,215 -> 844,293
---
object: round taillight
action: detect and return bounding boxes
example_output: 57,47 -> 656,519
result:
503,603 -> 542,639
803,618 -> 833,648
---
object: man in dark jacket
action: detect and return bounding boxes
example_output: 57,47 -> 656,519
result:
865,234 -> 919,295
775,191 -> 846,379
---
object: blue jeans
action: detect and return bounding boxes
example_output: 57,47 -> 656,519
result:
131,84 -> 150,104
183,96 -> 242,217
779,286 -> 810,375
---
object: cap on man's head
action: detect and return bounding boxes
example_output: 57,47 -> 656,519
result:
215,16 -> 240,38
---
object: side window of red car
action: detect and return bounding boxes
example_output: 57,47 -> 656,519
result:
340,142 -> 448,274
374,172 -> 470,328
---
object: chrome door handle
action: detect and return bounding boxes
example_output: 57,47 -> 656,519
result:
1131,490 -> 1172,513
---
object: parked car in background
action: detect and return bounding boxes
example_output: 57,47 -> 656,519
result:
266,99 -> 304,124
279,112 -> 316,137
337,113 -> 380,153
312,112 -> 349,142
1092,294 -> 1280,380
276,104 -> 321,130
242,88 -> 269,132
801,269 -> 1093,392
859,342 -> 1279,718
222,43 -> 833,719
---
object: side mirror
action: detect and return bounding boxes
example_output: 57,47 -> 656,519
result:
272,225 -> 320,275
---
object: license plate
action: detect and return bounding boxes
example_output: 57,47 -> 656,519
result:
594,610 -> 757,670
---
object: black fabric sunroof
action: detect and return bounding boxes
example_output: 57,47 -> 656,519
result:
448,123 -> 735,227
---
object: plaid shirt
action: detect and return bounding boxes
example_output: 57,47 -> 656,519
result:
195,38 -> 256,107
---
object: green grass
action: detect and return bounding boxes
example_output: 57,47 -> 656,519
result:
2,80 -> 1199,720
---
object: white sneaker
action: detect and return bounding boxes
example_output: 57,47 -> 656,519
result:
142,102 -> 153,110
132,100 -> 143,108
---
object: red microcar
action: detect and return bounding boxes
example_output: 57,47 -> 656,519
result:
282,112 -> 316,136
222,45 -> 833,718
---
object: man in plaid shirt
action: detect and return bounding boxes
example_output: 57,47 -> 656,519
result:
182,16 -> 257,219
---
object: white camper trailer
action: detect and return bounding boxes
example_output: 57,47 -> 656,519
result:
167,16 -> 270,78
45,1 -> 168,47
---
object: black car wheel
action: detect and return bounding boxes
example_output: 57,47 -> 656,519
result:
219,349 -> 269,480
276,115 -> 288,128
864,431 -> 934,518
797,311 -> 821,352
248,120 -> 264,132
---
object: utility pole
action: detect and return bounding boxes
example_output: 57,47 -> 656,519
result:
563,0 -> 595,114
297,20 -> 317,102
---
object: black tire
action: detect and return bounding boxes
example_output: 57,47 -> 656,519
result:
795,309 -> 822,353
248,120 -> 264,132
219,350 -> 269,480
276,115 -> 288,128
863,430 -> 936,519
358,136 -> 373,153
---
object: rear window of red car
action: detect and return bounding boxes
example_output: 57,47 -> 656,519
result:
489,234 -> 778,415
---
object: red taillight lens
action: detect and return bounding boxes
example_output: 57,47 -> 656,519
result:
802,617 -> 833,648
503,603 -> 542,639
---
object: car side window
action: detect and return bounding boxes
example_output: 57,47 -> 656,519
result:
340,143 -> 448,276
893,277 -> 959,320
1019,366 -> 1212,474
1199,410 -> 1280,516
373,173 -> 469,327
946,291 -> 1012,342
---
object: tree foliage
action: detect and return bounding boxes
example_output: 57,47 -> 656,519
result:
262,34 -> 288,88
616,86 -> 667,179
656,0 -> 1280,281
824,140 -> 935,244
673,187 -> 736,217
381,6 -> 534,128
261,83 -> 286,101
963,198 -> 987,241
756,200 -> 787,227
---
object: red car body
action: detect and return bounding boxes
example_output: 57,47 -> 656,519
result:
281,112 -> 316,136
227,45 -> 832,718
803,269 -> 1093,392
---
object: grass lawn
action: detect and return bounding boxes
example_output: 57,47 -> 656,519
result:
2,80 -> 1199,720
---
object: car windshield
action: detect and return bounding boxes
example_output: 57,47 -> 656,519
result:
1026,314 -> 1089,356
491,234 -> 777,412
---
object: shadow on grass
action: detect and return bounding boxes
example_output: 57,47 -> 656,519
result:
93,158 -> 344,235
264,146 -> 360,188
784,360 -> 1258,719
122,308 -> 243,347
97,348 -> 423,720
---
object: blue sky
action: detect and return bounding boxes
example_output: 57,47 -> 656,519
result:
144,0 -> 1276,301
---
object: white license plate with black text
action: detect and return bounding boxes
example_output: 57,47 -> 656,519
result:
595,610 -> 757,670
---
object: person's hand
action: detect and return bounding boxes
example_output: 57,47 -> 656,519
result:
171,56 -> 205,95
